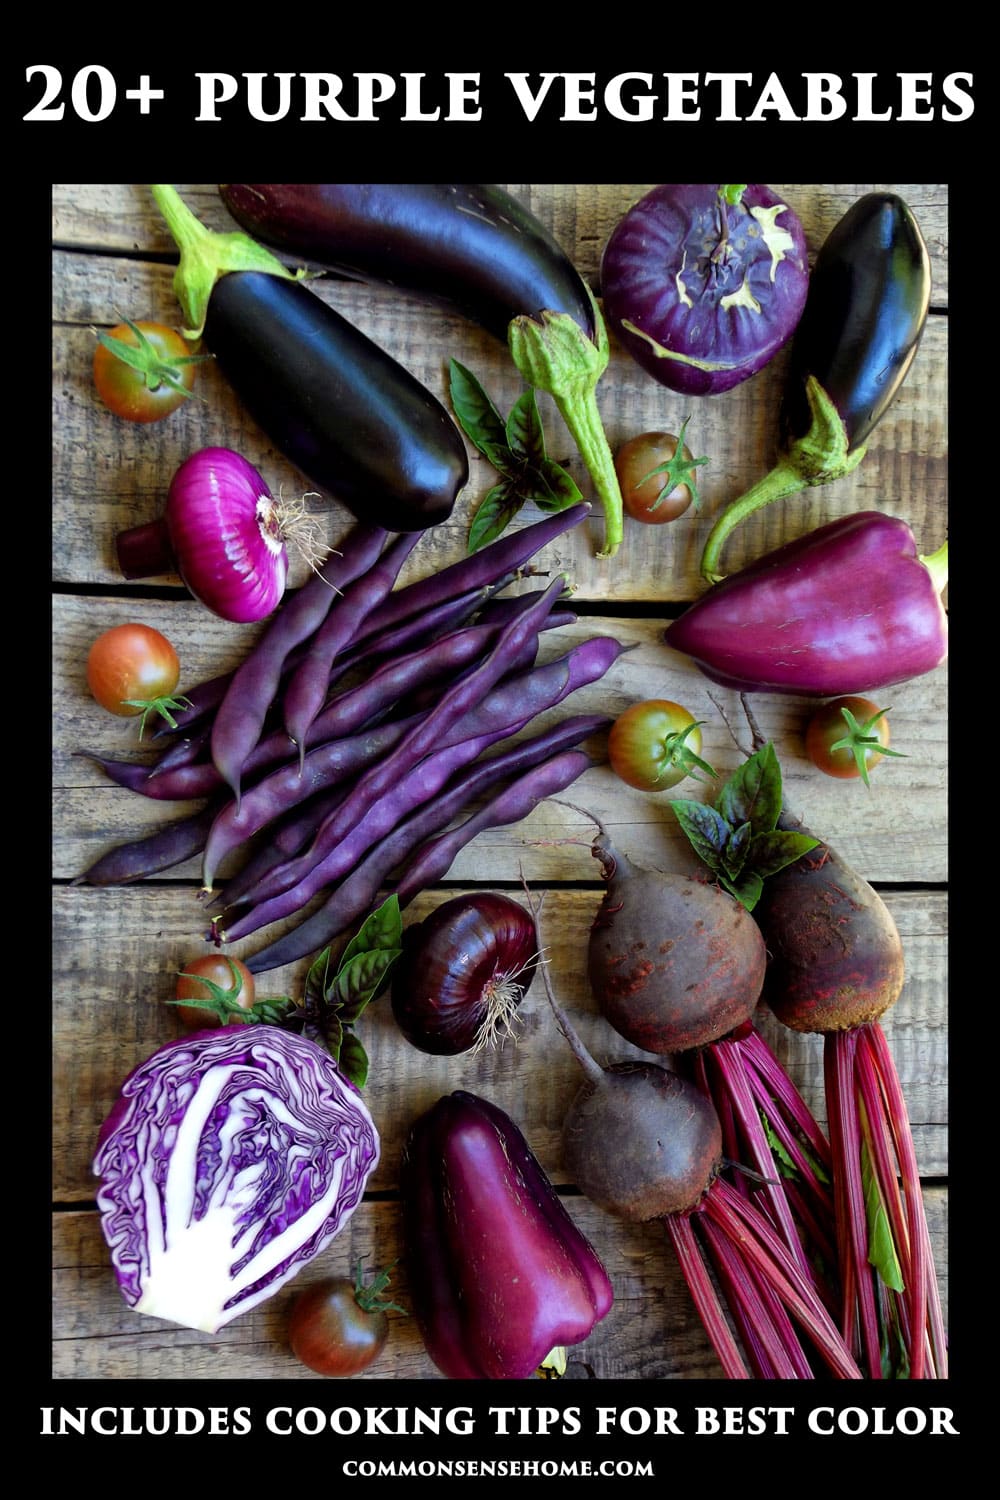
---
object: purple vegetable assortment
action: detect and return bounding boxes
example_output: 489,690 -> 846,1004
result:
65,183 -> 947,1385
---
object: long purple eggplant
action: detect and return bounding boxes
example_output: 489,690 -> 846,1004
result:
151,186 -> 469,534
219,184 -> 596,343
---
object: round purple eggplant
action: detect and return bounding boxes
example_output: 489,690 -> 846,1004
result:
600,184 -> 809,396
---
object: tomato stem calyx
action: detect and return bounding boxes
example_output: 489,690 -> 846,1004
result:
94,316 -> 210,399
353,1257 -> 408,1318
123,693 -> 194,739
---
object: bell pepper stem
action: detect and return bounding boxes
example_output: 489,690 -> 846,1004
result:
921,539 -> 949,596
508,291 -> 624,560
699,374 -> 868,584
150,184 -> 302,340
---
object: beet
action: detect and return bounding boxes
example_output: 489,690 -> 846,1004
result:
587,832 -> 766,1053
727,699 -> 946,1379
562,1061 -> 722,1222
754,818 -> 905,1034
530,886 -> 861,1380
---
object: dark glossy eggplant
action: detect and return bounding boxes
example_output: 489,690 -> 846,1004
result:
150,185 -> 468,534
205,273 -> 467,531
217,184 -> 626,559
219,183 -> 596,342
779,193 -> 931,451
699,191 -> 931,584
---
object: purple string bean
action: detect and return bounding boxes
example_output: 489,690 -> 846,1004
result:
279,530 -> 422,762
210,523 -> 389,806
244,724 -> 606,974
227,581 -> 577,906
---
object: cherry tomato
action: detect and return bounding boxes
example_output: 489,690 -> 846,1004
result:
805,697 -> 905,787
288,1263 -> 402,1376
608,700 -> 717,791
93,318 -> 206,424
173,954 -> 258,1030
86,623 -> 181,722
614,420 -> 708,525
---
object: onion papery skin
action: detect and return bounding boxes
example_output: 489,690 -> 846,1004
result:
391,893 -> 539,1056
600,184 -> 809,396
166,447 -> 290,623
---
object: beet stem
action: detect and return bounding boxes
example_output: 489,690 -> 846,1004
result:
707,1037 -> 818,1289
824,1031 -> 885,1374
863,1023 -> 947,1377
705,1179 -> 863,1379
698,1212 -> 812,1378
664,1215 -> 751,1379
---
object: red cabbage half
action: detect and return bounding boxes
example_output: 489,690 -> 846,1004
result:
93,1026 -> 380,1334
600,184 -> 809,396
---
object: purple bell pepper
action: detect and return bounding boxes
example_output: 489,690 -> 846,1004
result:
665,511 -> 948,697
401,1090 -> 613,1379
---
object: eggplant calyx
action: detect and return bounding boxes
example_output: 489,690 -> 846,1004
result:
508,288 -> 624,559
698,375 -> 868,584
150,184 -> 306,339
784,375 -> 869,486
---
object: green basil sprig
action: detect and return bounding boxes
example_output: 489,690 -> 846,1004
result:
302,896 -> 404,1088
449,358 -> 582,553
671,742 -> 820,911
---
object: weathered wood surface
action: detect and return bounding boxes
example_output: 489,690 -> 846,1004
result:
51,184 -> 949,1382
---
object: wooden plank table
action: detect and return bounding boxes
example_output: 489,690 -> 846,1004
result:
52,184 -> 948,1383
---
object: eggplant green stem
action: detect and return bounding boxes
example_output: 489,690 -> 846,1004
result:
699,375 -> 868,584
508,289 -> 624,559
149,184 -> 304,340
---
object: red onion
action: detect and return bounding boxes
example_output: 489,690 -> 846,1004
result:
116,447 -> 303,623
390,893 -> 539,1056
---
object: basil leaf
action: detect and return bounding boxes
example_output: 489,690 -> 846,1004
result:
747,829 -> 821,878
468,481 -> 527,553
449,358 -> 506,454
337,894 -> 402,972
338,1031 -> 370,1091
719,742 -> 782,836
305,945 -> 335,1008
506,388 -> 547,465
322,1010 -> 344,1063
530,456 -> 583,511
721,867 -> 764,911
722,820 -> 752,881
330,946 -> 403,1024
671,800 -> 731,870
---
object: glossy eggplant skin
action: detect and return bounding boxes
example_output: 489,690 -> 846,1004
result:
219,184 -> 596,344
203,270 -> 468,532
401,1090 -> 613,1379
779,193 -> 931,452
